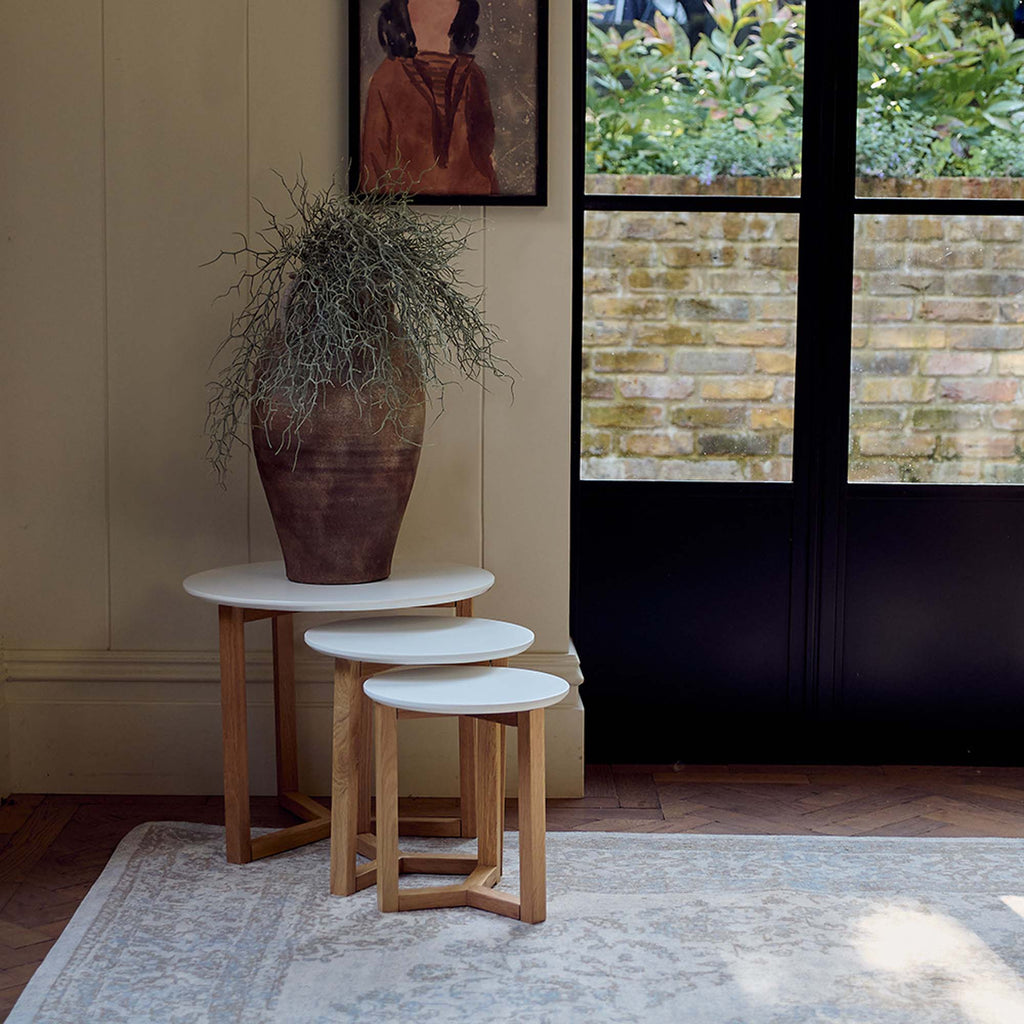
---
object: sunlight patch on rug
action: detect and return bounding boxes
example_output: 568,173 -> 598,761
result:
853,903 -> 1024,1024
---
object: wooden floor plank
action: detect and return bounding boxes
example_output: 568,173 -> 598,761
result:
547,796 -> 620,808
0,803 -> 77,885
0,940 -> 55,972
795,786 -> 878,811
0,990 -> 24,1015
922,801 -> 1024,837
0,965 -> 40,991
611,770 -> 661,809
0,922 -> 51,950
0,800 -> 45,838
654,770 -> 811,785
582,764 -> 618,801
573,818 -> 706,833
944,783 -> 1024,809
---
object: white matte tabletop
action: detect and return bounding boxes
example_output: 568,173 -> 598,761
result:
304,616 -> 534,664
363,665 -> 570,715
182,560 -> 494,612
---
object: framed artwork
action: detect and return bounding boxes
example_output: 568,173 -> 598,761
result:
349,0 -> 548,206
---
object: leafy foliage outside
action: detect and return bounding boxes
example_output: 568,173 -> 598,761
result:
206,172 -> 513,483
587,0 -> 1024,180
587,0 -> 804,178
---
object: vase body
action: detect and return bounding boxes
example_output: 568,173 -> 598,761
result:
252,381 -> 425,584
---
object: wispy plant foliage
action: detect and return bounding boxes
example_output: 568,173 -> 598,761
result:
205,171 -> 513,482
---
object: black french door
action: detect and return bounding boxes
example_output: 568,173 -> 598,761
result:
572,0 -> 1024,763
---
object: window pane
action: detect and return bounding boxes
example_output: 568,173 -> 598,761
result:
586,1 -> 804,197
856,0 -> 1024,198
582,210 -> 798,481
849,214 -> 1024,483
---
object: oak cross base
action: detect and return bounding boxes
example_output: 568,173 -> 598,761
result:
372,701 -> 548,924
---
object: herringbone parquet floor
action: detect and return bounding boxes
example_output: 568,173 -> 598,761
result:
1,763 -> 1023,1018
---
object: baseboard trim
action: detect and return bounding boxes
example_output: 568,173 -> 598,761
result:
1,647 -> 584,798
4,648 -> 584,689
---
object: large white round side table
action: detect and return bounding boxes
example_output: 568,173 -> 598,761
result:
304,616 -> 535,896
182,559 -> 494,866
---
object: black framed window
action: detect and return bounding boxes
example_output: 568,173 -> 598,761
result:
572,0 -> 1024,764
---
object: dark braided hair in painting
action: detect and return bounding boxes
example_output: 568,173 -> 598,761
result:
376,0 -> 480,58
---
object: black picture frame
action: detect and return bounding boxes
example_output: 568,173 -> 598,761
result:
349,0 -> 549,206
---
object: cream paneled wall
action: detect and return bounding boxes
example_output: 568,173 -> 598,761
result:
1,2 -> 109,652
0,1 -> 580,796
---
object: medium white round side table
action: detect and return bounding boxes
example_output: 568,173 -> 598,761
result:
182,560 -> 495,868
305,616 -> 535,895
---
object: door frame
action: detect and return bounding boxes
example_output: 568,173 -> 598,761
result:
571,0 -> 1024,762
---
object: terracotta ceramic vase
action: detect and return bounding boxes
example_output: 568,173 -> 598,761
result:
252,377 -> 425,585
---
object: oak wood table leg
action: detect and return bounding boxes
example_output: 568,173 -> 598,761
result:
358,679 -> 374,836
498,724 -> 507,874
271,612 -> 299,796
455,597 -> 478,839
476,719 -> 503,879
491,657 -> 509,873
330,658 -> 363,895
518,708 -> 546,924
218,604 -> 252,865
458,719 -> 478,839
376,704 -> 400,913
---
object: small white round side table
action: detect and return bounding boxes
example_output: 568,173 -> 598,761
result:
182,560 -> 494,868
365,666 -> 569,923
305,616 -> 534,895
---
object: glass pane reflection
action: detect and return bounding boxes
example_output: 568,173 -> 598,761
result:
582,210 -> 798,482
850,214 -> 1024,483
586,1 -> 804,197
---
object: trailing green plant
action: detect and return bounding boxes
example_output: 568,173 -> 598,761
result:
205,170 -> 513,483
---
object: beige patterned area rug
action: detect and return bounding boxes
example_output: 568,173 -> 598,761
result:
9,824 -> 1024,1023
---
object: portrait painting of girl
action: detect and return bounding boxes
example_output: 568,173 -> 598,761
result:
352,0 -> 547,204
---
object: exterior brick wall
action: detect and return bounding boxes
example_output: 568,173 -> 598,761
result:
582,176 -> 1024,483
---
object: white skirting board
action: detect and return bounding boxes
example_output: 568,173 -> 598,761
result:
1,648 -> 585,798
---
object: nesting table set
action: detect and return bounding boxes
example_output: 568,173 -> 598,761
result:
183,560 -> 567,923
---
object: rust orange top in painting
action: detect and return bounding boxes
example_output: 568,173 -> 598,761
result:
359,52 -> 499,196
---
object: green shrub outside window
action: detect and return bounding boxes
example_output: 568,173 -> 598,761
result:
586,0 -> 1024,179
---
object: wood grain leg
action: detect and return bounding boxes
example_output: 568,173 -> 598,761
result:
499,724 -> 507,875
455,599 -> 477,840
476,718 -> 503,884
375,703 -> 400,913
458,718 -> 478,839
330,659 -> 363,896
518,708 -> 547,924
271,613 -> 299,797
219,604 -> 251,865
490,656 -> 510,874
358,682 -> 373,835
